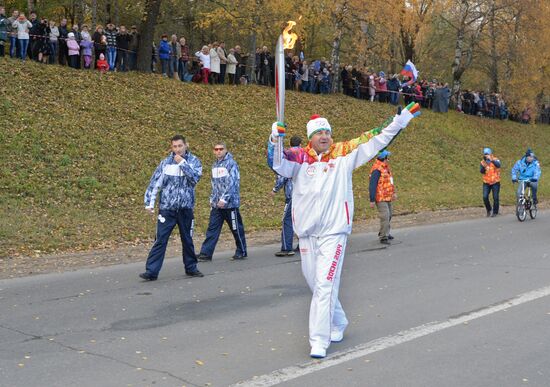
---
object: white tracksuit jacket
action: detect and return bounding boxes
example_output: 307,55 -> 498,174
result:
267,110 -> 414,352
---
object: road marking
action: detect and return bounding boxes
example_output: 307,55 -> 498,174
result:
230,284 -> 550,386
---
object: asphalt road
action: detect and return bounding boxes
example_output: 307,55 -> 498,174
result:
1,212 -> 549,387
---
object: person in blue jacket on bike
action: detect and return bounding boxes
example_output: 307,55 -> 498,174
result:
511,148 -> 541,207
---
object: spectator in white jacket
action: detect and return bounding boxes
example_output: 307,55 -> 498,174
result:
227,48 -> 238,85
209,41 -> 220,84
217,41 -> 228,84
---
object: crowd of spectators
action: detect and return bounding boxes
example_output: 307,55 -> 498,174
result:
0,6 -> 540,123
0,7 -> 251,82
458,90 -> 509,120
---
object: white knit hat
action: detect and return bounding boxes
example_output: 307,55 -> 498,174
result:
307,114 -> 332,139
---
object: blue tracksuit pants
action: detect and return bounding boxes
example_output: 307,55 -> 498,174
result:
200,208 -> 247,257
281,200 -> 294,251
144,208 -> 198,276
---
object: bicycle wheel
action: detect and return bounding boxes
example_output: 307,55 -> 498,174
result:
529,205 -> 537,219
516,202 -> 527,222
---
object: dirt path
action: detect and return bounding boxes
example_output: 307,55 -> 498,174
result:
1,204 -> 543,280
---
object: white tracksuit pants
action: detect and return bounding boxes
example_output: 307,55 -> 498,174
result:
299,233 -> 349,350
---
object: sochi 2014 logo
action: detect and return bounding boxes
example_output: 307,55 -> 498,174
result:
326,244 -> 343,281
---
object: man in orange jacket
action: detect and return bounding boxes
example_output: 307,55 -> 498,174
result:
369,150 -> 395,245
480,147 -> 501,217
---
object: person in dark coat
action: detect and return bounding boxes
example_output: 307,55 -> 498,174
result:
116,25 -> 131,71
128,25 -> 139,71
58,18 -> 69,65
387,74 -> 400,105
92,25 -> 106,68
432,84 -> 450,113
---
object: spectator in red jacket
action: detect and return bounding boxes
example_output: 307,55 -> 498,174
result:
96,52 -> 109,72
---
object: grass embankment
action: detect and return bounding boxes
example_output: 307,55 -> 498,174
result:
1,58 -> 548,258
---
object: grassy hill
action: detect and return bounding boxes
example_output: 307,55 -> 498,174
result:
1,58 -> 548,258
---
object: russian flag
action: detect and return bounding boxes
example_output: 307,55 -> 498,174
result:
400,60 -> 418,82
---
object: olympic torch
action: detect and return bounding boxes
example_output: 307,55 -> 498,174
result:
274,21 -> 298,164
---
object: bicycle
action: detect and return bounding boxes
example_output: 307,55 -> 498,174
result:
515,179 -> 537,222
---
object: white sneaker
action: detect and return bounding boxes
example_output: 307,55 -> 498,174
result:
331,330 -> 344,343
310,345 -> 326,359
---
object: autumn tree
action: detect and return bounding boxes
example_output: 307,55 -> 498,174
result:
496,1 -> 550,113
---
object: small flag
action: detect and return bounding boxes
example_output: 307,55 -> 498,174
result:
400,60 -> 418,82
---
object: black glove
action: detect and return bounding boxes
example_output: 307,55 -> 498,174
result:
530,178 -> 538,182
512,179 -> 518,183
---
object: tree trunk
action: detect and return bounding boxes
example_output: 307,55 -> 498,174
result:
330,28 -> 343,93
246,31 -> 257,80
449,0 -> 487,107
92,0 -> 98,31
505,7 -> 521,80
137,0 -> 163,73
75,0 -> 85,28
330,1 -> 347,94
307,24 -> 316,59
72,2 -> 76,25
400,26 -> 415,63
106,0 -> 111,23
114,0 -> 120,26
27,0 -> 35,13
488,0 -> 499,93
389,38 -> 398,75
450,26 -> 466,108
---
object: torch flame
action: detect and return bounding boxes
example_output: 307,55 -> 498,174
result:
282,21 -> 298,50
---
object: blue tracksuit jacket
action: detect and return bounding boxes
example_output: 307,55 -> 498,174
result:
144,151 -> 202,210
210,152 -> 240,208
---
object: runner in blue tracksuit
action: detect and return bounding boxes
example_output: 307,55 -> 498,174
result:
198,142 -> 247,261
511,148 -> 542,206
271,136 -> 302,256
140,135 -> 204,281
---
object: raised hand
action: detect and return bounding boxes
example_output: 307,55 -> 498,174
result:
393,102 -> 421,129
271,121 -> 286,140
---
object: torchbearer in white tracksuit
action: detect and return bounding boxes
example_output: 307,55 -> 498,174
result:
267,106 -> 420,358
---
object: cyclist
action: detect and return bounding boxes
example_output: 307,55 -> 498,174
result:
480,147 -> 501,217
511,149 -> 541,208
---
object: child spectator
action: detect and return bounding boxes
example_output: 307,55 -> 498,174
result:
80,34 -> 93,69
81,24 -> 91,42
96,52 -> 109,72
